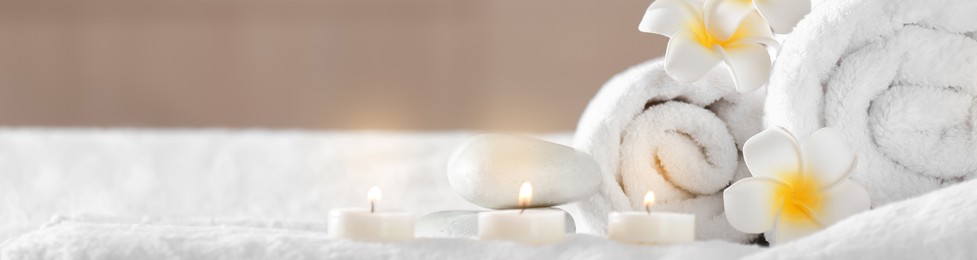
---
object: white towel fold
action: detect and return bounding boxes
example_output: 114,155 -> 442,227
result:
573,59 -> 764,242
764,0 -> 977,206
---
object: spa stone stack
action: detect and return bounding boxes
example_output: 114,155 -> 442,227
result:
417,134 -> 602,238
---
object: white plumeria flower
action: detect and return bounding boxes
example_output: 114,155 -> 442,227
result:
724,127 -> 870,244
707,0 -> 811,35
639,0 -> 778,93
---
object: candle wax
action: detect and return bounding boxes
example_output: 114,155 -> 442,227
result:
328,208 -> 414,242
608,212 -> 694,245
478,208 -> 565,245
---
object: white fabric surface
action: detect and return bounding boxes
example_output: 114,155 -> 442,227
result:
0,129 -> 765,260
6,172 -> 977,260
573,59 -> 764,242
0,129 -> 976,259
1,221 -> 762,260
0,129 -> 573,242
764,0 -> 977,206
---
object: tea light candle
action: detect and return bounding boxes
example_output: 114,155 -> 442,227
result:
328,186 -> 415,242
608,191 -> 695,245
478,182 -> 566,245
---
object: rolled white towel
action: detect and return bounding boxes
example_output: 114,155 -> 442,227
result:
573,59 -> 764,242
765,0 -> 977,207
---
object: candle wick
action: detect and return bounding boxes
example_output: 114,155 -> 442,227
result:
370,201 -> 375,214
520,206 -> 525,215
645,204 -> 650,215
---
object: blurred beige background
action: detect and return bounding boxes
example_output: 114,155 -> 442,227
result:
0,0 -> 666,132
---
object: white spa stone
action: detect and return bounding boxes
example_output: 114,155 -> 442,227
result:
447,134 -> 601,209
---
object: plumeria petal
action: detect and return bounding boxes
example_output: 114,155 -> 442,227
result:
728,11 -> 776,44
717,42 -> 771,92
813,179 -> 871,225
771,215 -> 821,244
664,30 -> 722,83
703,0 -> 756,41
802,128 -> 856,187
743,127 -> 801,180
754,0 -> 811,34
723,177 -> 785,233
639,0 -> 703,36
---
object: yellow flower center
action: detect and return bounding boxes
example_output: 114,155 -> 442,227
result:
772,171 -> 823,225
688,14 -> 758,49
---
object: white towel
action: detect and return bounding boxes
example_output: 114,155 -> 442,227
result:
764,0 -> 977,207
573,59 -> 764,242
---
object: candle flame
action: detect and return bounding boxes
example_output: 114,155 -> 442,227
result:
644,191 -> 655,214
518,182 -> 532,209
368,186 -> 382,213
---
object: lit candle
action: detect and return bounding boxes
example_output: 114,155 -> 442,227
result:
608,191 -> 695,245
328,186 -> 414,242
477,182 -> 566,245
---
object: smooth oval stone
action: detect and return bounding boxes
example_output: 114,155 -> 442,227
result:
447,134 -> 601,209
